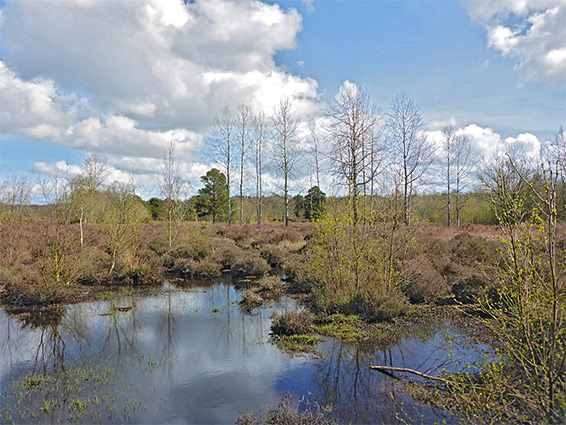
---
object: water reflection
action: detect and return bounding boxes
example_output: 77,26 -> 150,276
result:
0,281 -> 482,424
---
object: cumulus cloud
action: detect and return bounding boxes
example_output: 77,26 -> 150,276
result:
462,0 -> 566,85
0,0 -> 319,130
32,161 -> 83,178
425,120 -> 543,167
63,116 -> 203,159
0,0 -> 322,189
0,63 -> 88,139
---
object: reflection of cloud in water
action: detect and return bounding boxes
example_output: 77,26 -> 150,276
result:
0,283 -> 487,424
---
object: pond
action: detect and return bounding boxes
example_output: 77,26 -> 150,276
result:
0,280 -> 488,424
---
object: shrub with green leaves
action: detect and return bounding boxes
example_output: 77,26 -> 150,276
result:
308,201 -> 411,321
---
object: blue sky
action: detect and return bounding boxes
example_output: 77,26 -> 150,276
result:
273,0 -> 564,137
0,0 -> 564,198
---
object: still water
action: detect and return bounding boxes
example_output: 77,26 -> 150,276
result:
0,281 -> 486,424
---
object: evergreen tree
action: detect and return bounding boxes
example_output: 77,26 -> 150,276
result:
195,169 -> 230,222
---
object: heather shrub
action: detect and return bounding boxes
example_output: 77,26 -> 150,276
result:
0,265 -> 26,287
401,254 -> 449,304
451,276 -> 487,304
284,252 -> 312,294
237,393 -> 333,425
239,289 -> 263,311
231,250 -> 270,277
254,275 -> 285,300
212,237 -> 240,269
271,310 -> 313,336
446,232 -> 499,267
172,257 -> 222,278
260,244 -> 286,266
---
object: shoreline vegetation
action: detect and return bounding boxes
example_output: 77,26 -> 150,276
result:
1,219 -> 504,311
2,217 -> 565,423
1,194 -> 565,423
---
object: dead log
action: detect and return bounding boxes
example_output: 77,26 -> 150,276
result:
369,365 -> 449,384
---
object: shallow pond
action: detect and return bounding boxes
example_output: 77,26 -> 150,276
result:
0,281 -> 489,424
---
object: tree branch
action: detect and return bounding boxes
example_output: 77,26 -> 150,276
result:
369,365 -> 449,383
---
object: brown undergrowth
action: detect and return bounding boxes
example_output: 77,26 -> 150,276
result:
0,221 -> 312,308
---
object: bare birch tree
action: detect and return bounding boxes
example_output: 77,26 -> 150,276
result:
160,140 -> 183,247
387,92 -> 433,225
442,125 -> 456,227
442,126 -> 473,227
208,107 -> 234,226
1,176 -> 31,264
453,133 -> 473,226
237,103 -> 252,225
548,126 -> 566,218
73,154 -> 107,246
253,111 -> 266,225
271,97 -> 298,227
328,83 -> 382,224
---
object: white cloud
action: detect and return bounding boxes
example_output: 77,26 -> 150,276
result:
0,0 -> 323,190
62,115 -> 203,159
462,0 -> 566,84
504,132 -> 541,163
424,120 -> 543,164
487,26 -> 520,56
0,62 -> 87,139
1,63 -> 204,165
0,0 -> 318,130
32,160 -> 82,178
302,0 -> 314,13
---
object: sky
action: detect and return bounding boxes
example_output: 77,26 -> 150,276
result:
0,0 -> 565,200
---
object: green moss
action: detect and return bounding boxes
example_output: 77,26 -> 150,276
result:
314,314 -> 369,342
275,335 -> 322,356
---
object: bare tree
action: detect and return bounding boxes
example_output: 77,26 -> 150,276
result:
387,92 -> 433,225
253,111 -> 266,225
309,120 -> 322,192
271,97 -> 298,227
236,103 -> 252,225
104,179 -> 144,275
328,83 -> 382,224
160,140 -> 184,248
308,120 -> 321,219
208,107 -> 234,226
453,133 -> 473,226
0,176 -> 31,264
442,126 -> 456,227
548,126 -> 566,218
73,154 -> 107,246
442,126 -> 474,227
479,145 -> 534,225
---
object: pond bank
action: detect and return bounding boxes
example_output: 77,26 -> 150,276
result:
0,280 -> 491,425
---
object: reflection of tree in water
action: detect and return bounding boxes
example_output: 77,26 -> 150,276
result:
312,340 -> 402,423
101,296 -> 140,360
3,307 -> 90,375
311,320 -> 454,424
159,282 -> 178,381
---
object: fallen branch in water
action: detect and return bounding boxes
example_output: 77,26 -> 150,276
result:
369,365 -> 449,384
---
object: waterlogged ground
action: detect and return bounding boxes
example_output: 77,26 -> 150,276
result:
0,281 -> 489,424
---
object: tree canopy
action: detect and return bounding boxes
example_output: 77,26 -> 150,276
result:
195,168 -> 230,223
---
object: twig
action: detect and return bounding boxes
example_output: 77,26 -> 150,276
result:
369,365 -> 449,383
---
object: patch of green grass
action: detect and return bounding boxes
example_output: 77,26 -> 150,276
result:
0,354 -> 152,424
275,335 -> 322,357
314,314 -> 368,342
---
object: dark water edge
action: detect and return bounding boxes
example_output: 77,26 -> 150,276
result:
0,280 -> 489,424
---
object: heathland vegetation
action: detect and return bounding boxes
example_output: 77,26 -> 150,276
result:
1,87 -> 565,423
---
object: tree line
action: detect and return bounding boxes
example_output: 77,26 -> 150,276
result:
201,85 -> 566,227
1,84 -> 564,228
